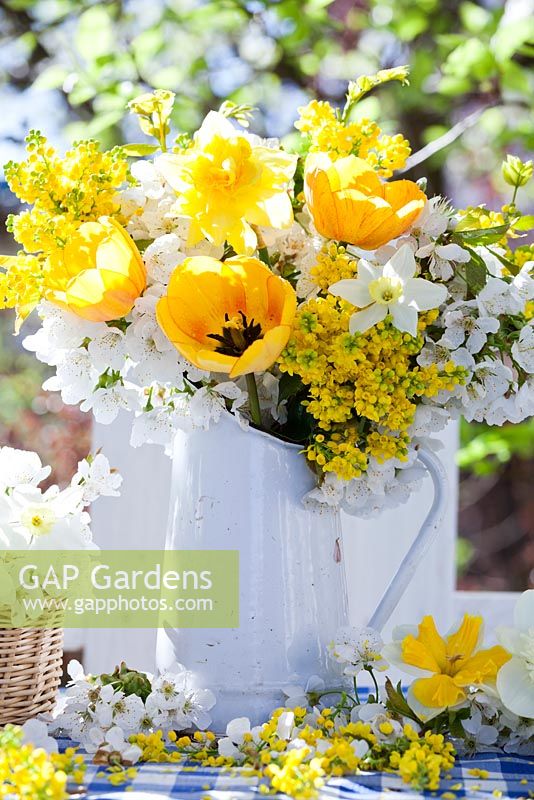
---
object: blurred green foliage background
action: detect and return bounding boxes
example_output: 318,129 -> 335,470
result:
0,0 -> 533,588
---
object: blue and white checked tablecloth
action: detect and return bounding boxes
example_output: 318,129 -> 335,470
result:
62,745 -> 534,799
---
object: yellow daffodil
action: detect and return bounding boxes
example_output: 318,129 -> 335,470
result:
47,217 -> 146,322
384,614 -> 510,720
304,153 -> 426,250
156,255 -> 297,378
157,111 -> 297,255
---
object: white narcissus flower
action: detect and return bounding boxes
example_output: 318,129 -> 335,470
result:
512,324 -> 534,374
329,245 -> 447,337
496,590 -> 534,719
72,453 -> 122,504
328,626 -> 388,677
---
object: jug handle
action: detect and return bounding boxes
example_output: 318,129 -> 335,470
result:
368,447 -> 448,633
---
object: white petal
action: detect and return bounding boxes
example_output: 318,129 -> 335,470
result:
390,304 -> 419,336
496,625 -> 524,656
435,243 -> 470,263
329,279 -> 371,308
404,277 -> 447,311
106,727 -> 125,749
356,259 -> 378,285
496,657 -> 534,719
226,716 -> 250,742
514,590 -> 534,632
349,304 -> 387,334
386,245 -> 416,280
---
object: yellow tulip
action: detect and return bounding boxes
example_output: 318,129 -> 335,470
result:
157,111 -> 297,255
156,255 -> 297,378
47,217 -> 146,322
304,153 -> 426,250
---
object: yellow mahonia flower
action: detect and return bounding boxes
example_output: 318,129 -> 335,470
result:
279,296 -> 465,481
2,130 -> 129,322
295,99 -> 410,176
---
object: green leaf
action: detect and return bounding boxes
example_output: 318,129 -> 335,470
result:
492,18 -> 534,62
33,64 -> 69,90
484,248 -> 521,277
121,143 -> 160,157
453,224 -> 509,245
513,215 -> 534,232
385,678 -> 420,722
75,6 -> 114,61
443,39 -> 496,80
464,254 -> 488,294
278,372 -> 303,405
460,2 -> 492,34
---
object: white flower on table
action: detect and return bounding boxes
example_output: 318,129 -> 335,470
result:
356,702 -> 404,743
461,707 -> 499,750
283,675 -> 326,709
512,324 -> 534,374
329,245 -> 447,337
0,447 -> 51,492
440,302 -> 500,354
90,725 -> 142,766
21,719 -> 59,754
328,626 -> 388,677
496,590 -> 534,720
218,717 -> 263,762
72,453 -> 122,504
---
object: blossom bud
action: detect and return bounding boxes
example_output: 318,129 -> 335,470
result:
502,154 -> 533,188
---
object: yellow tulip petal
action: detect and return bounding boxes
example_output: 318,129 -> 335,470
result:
446,614 -> 483,666
453,645 -> 511,687
266,273 -> 298,328
230,325 -> 291,378
65,269 -> 140,321
412,674 -> 466,709
178,343 -> 236,374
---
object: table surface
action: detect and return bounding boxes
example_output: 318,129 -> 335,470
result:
65,745 -> 534,799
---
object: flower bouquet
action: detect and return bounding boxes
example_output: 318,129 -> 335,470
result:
0,447 -> 120,724
1,68 -> 532,724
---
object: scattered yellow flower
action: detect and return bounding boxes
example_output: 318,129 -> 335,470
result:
304,153 -> 426,250
47,216 -> 146,322
157,255 -> 297,378
158,111 -> 296,254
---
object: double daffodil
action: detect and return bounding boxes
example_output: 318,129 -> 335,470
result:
47,217 -> 146,322
304,153 -> 426,250
384,614 -> 510,720
156,255 -> 297,379
157,111 -> 297,255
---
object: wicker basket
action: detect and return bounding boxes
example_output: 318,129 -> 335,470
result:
0,625 -> 64,726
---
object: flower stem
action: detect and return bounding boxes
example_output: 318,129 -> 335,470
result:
246,373 -> 262,427
353,676 -> 360,705
366,666 -> 380,701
